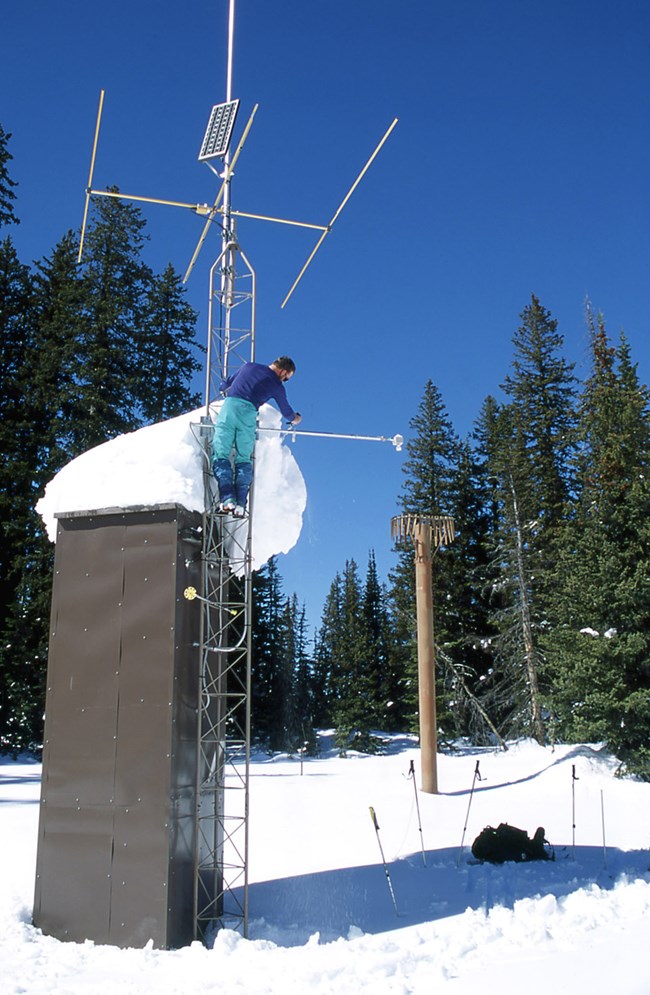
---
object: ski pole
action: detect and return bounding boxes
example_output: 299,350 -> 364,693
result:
407,759 -> 427,866
369,806 -> 399,916
457,760 -> 483,864
600,790 -> 607,869
571,764 -> 579,860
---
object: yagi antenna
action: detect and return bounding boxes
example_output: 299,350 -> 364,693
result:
76,95 -> 397,306
280,116 -> 398,309
183,113 -> 399,293
77,91 -> 257,268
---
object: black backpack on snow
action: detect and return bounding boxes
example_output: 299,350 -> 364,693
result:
471,823 -> 553,864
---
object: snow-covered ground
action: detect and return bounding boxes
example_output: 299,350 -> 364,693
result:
2,738 -> 649,994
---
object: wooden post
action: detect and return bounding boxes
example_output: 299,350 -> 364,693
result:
391,515 -> 455,796
414,521 -> 438,793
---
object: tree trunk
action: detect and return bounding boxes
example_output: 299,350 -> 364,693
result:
508,472 -> 545,744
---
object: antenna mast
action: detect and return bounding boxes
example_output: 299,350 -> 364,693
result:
221,0 -> 236,373
193,0 -> 256,945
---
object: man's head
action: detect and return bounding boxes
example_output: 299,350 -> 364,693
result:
271,356 -> 296,382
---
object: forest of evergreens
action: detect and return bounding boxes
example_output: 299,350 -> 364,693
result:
1,122 -> 648,779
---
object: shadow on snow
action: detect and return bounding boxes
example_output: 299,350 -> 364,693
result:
242,844 -> 650,947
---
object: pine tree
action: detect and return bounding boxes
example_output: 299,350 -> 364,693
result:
499,294 -> 577,642
0,236 -> 39,751
388,379 -> 461,736
471,297 -> 577,745
251,557 -> 284,745
318,560 -> 383,754
501,294 -> 577,530
0,241 -> 35,575
477,401 -> 546,742
0,231 -> 99,752
0,234 -> 97,752
441,436 -> 502,742
292,599 -> 318,754
270,595 -> 298,752
137,263 -> 202,424
312,573 -> 342,728
0,237 -> 34,617
31,232 -> 88,467
364,551 -> 403,731
543,310 -> 650,777
251,561 -> 317,752
0,124 -> 19,229
399,380 -> 459,516
75,190 -> 153,450
269,594 -> 316,754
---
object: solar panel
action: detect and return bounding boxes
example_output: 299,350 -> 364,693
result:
198,100 -> 240,161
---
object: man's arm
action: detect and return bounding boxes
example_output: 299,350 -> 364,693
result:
219,372 -> 236,394
274,383 -> 300,423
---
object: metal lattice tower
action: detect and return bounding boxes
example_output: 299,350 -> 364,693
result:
192,1 -> 256,936
192,237 -> 255,940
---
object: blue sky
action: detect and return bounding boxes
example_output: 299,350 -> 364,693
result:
4,1 -> 650,630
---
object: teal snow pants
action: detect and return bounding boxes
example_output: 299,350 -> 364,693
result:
212,396 -> 257,507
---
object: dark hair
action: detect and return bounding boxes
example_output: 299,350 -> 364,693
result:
273,356 -> 296,374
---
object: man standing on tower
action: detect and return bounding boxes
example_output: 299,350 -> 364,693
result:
212,356 -> 302,516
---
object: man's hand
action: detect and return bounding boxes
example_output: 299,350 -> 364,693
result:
288,412 -> 302,427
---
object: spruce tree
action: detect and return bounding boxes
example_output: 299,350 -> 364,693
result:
75,190 -> 153,450
137,263 -> 202,424
0,233 -> 90,752
0,237 -> 34,620
501,294 -> 576,529
32,232 -> 88,467
270,595 -> 298,752
312,573 -> 342,729
321,560 -> 382,753
364,551 -> 403,731
544,310 -> 650,777
472,297 -> 576,745
399,380 -> 459,516
0,236 -> 39,751
270,594 -> 316,753
0,124 -> 19,229
252,564 -> 316,753
292,599 -> 318,754
441,437 -> 501,741
388,379 -> 461,736
478,401 -> 546,742
251,557 -> 284,746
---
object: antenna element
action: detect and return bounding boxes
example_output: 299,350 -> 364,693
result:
281,116 -> 398,308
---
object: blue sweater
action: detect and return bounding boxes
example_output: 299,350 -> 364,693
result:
220,363 -> 297,422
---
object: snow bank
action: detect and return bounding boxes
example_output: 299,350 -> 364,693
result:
35,404 -> 306,572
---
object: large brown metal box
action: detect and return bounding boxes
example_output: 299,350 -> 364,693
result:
33,505 -> 203,949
